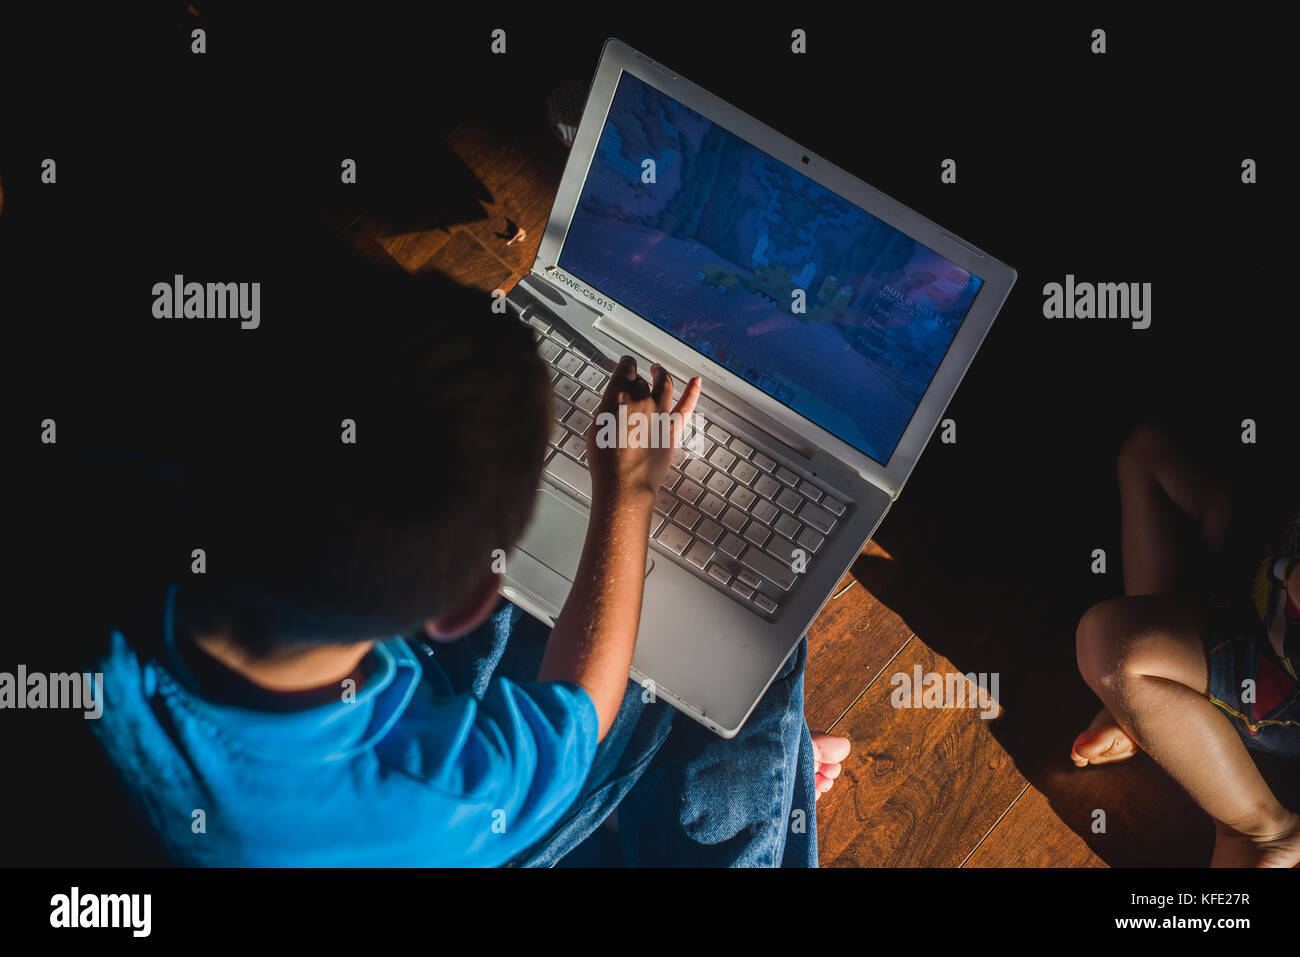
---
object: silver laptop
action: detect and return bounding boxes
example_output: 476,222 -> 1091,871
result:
501,39 -> 1016,737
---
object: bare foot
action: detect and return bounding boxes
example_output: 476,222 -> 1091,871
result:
1071,706 -> 1140,767
811,732 -> 850,801
1211,812 -> 1300,868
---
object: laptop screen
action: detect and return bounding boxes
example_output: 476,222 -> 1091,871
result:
557,71 -> 985,466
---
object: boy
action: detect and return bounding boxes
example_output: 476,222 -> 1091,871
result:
89,266 -> 849,866
1071,423 -> 1299,867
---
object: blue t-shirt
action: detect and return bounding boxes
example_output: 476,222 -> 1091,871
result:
89,586 -> 599,866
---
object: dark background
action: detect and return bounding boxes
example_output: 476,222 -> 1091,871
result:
2,5 -> 1294,866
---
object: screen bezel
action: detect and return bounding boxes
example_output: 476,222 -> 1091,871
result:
534,38 -> 1017,498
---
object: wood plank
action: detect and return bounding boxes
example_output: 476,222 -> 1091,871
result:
420,229 -> 517,293
446,120 -> 568,275
804,541 -> 914,732
375,226 -> 455,274
964,786 -> 1106,867
815,639 -> 1028,867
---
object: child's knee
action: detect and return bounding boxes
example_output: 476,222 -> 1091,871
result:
1116,421 -> 1168,485
1075,598 -> 1132,690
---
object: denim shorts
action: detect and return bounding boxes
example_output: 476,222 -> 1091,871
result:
1204,604 -> 1300,759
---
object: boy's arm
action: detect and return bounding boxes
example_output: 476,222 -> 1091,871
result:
538,357 -> 700,740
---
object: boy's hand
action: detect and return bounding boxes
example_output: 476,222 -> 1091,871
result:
586,356 -> 701,506
542,356 -> 702,740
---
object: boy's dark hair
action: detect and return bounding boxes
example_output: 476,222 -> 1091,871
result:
176,263 -> 552,656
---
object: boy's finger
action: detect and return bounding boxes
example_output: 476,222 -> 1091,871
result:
603,355 -> 640,407
672,376 -> 702,421
649,363 -> 673,411
670,376 -> 702,446
615,355 -> 638,382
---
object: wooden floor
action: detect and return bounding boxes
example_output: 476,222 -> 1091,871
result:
325,115 -> 1285,867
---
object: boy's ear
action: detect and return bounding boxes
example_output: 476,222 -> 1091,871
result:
424,572 -> 502,642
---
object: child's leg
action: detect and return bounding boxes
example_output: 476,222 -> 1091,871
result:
1118,423 -> 1234,595
1076,425 -> 1237,761
616,637 -> 822,867
1076,594 -> 1300,866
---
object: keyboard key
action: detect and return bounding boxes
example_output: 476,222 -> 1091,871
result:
569,339 -> 596,360
774,513 -> 801,539
775,466 -> 800,487
574,390 -> 601,415
798,502 -> 836,534
752,452 -> 777,473
560,434 -> 586,460
695,518 -> 723,544
729,486 -> 757,510
563,409 -> 592,435
765,535 -> 802,569
775,488 -> 803,512
707,564 -> 732,586
721,507 -> 748,533
547,327 -> 572,346
753,593 -> 778,615
698,493 -> 726,518
671,503 -> 701,531
670,447 -> 687,468
706,472 -> 734,497
718,532 -> 746,559
655,522 -> 692,556
753,474 -> 781,500
544,451 -> 591,500
708,447 -> 737,472
538,339 -> 563,363
796,526 -> 825,553
653,489 -> 676,515
684,433 -> 712,458
798,480 -> 823,502
676,479 -> 704,505
552,400 -> 569,422
550,422 -> 566,447
577,366 -> 606,391
822,496 -> 845,516
729,438 -> 753,459
683,459 -> 711,483
554,377 -> 581,402
649,514 -> 665,536
684,541 -> 713,569
740,547 -> 795,590
743,521 -> 770,547
731,460 -> 759,486
528,316 -> 551,335
548,368 -> 560,382
752,500 -> 779,525
706,423 -> 732,444
557,352 -> 585,377
730,580 -> 755,600
661,469 -> 681,491
737,569 -> 761,589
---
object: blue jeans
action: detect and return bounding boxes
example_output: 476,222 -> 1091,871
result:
1205,631 -> 1300,759
431,601 -> 818,867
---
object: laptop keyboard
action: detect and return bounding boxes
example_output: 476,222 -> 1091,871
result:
525,310 -> 848,621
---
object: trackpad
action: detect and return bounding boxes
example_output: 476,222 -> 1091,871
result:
517,488 -> 590,581
518,487 -> 655,581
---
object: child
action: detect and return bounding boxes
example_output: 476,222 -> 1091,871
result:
1071,423 -> 1299,867
88,265 -> 849,866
